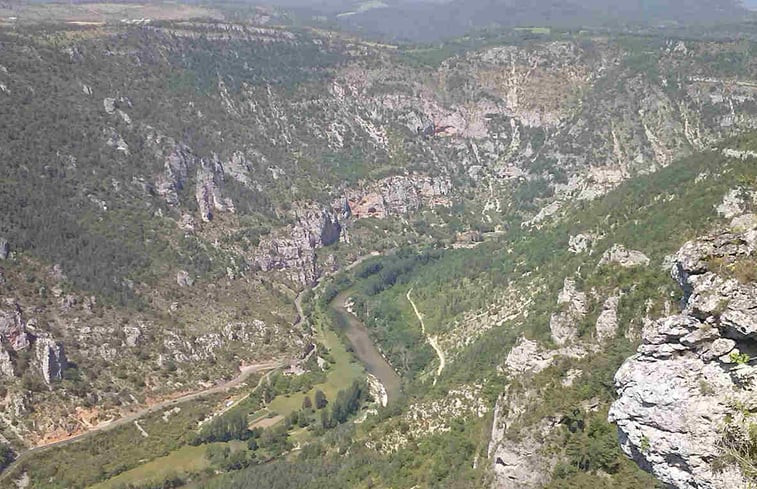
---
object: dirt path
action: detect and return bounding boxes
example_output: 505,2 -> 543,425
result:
406,288 -> 445,384
0,360 -> 282,484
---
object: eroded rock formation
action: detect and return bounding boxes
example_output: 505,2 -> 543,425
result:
610,226 -> 757,488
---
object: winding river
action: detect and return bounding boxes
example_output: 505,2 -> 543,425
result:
330,290 -> 403,404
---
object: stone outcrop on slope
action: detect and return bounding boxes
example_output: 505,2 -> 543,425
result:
549,277 -> 588,346
0,238 -> 9,260
595,295 -> 620,343
0,344 -> 14,378
255,206 -> 344,286
155,143 -> 196,207
344,175 -> 452,219
0,301 -> 30,352
488,385 -> 560,489
609,227 -> 757,489
0,300 -> 69,384
254,174 -> 450,286
35,336 -> 67,385
490,276 -> 618,488
599,244 -> 651,268
196,156 -> 235,222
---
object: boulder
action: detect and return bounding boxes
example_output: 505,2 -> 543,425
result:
176,270 -> 194,287
599,244 -> 650,268
568,233 -> 593,254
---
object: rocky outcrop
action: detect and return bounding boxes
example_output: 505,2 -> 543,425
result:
599,244 -> 650,268
568,234 -> 593,254
549,277 -> 587,345
160,319 -> 286,364
35,336 -> 67,385
0,343 -> 14,378
609,226 -> 757,489
0,302 -> 30,351
491,276 -> 609,488
103,98 -> 116,114
255,207 -> 342,285
595,295 -> 620,343
488,385 -> 559,489
123,325 -> 142,348
196,155 -> 234,222
504,336 -> 587,376
0,238 -> 9,260
176,270 -> 194,287
346,175 -> 452,219
155,143 -> 196,206
715,188 -> 749,219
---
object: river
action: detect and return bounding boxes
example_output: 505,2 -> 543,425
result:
330,290 -> 403,405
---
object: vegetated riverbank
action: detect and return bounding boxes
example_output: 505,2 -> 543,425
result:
331,290 -> 402,404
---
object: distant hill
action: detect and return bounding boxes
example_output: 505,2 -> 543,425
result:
323,0 -> 749,41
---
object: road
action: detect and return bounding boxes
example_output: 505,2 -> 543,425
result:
0,360 -> 282,484
407,288 -> 446,385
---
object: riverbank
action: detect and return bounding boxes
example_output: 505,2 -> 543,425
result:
332,290 -> 402,404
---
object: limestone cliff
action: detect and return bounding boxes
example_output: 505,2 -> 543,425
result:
610,224 -> 757,488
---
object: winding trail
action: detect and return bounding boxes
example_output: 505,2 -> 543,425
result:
406,288 -> 445,384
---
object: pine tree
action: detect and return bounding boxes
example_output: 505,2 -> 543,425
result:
314,389 -> 327,409
302,395 -> 313,410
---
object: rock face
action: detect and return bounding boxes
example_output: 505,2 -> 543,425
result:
35,336 -> 67,384
196,155 -> 235,222
504,336 -> 587,376
346,175 -> 452,219
0,344 -> 14,378
0,238 -> 9,260
549,277 -> 587,345
256,207 -> 343,286
599,244 -> 650,268
0,302 -> 30,351
595,295 -> 620,343
155,143 -> 196,206
609,227 -> 757,489
488,386 -> 559,489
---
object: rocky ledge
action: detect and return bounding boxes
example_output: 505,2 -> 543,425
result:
609,222 -> 757,488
